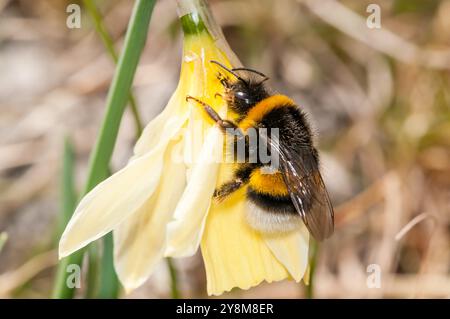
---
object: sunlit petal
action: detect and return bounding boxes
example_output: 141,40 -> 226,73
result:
133,83 -> 188,157
59,115 -> 186,259
263,225 -> 309,282
114,140 -> 186,292
201,187 -> 292,296
164,127 -> 222,258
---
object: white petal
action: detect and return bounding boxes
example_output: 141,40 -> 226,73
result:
114,141 -> 186,292
164,127 -> 222,258
59,115 -> 186,259
263,224 -> 310,282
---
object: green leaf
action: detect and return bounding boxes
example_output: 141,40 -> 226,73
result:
305,239 -> 319,299
58,137 -> 77,236
52,137 -> 81,299
0,232 -> 8,253
97,232 -> 120,298
166,258 -> 180,299
85,243 -> 100,298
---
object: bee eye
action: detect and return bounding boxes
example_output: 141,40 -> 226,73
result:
235,91 -> 252,105
235,91 -> 246,98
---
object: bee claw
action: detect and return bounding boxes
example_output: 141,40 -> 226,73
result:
214,93 -> 223,99
213,192 -> 226,203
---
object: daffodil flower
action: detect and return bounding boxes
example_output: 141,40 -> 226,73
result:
59,0 -> 309,296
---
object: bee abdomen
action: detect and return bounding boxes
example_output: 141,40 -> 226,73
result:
246,187 -> 302,233
248,169 -> 289,197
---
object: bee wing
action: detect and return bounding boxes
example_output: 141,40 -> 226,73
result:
265,135 -> 334,241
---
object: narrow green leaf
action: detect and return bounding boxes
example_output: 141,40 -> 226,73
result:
85,243 -> 100,298
52,251 -> 84,299
0,232 -> 8,253
58,137 -> 77,236
52,137 -> 81,299
305,239 -> 319,299
97,232 -> 120,299
166,258 -> 180,299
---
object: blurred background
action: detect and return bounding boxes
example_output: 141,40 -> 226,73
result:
0,0 -> 449,298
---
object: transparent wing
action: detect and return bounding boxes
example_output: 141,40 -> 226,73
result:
263,134 -> 335,241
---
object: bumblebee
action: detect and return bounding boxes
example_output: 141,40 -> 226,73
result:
186,61 -> 334,241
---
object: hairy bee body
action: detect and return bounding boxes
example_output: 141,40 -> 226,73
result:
230,95 -> 318,233
187,61 -> 334,240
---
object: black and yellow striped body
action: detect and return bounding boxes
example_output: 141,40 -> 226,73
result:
216,94 -> 318,233
190,61 -> 333,238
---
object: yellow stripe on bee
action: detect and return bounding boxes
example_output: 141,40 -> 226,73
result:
249,168 -> 289,197
239,94 -> 296,131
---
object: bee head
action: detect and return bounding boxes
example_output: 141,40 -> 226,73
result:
210,61 -> 271,115
228,79 -> 270,114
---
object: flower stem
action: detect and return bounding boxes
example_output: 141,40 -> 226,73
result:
52,137 -> 81,299
180,10 -> 207,35
166,258 -> 180,299
0,232 -> 8,253
97,232 -> 120,298
305,239 -> 319,299
52,0 -> 156,299
85,243 -> 100,298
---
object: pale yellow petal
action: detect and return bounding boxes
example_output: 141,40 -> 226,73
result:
59,115 -> 186,259
133,86 -> 188,157
114,141 -> 186,292
263,225 -> 309,282
164,127 -> 222,258
59,152 -> 163,258
201,188 -> 292,296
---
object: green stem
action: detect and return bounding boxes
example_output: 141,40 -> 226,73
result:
52,251 -> 84,299
305,239 -> 319,299
52,0 -> 156,299
58,137 -> 77,236
98,232 -> 120,299
85,243 -> 100,298
52,137 -> 81,299
180,11 -> 207,35
166,258 -> 180,299
83,0 -> 143,138
0,232 -> 8,253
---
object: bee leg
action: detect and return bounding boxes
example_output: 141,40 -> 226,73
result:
186,95 -> 243,136
215,70 -> 230,88
213,164 -> 254,201
214,178 -> 244,202
218,75 -> 230,88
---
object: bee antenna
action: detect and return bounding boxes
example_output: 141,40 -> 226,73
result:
210,60 -> 248,84
231,67 -> 269,83
258,77 -> 270,85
